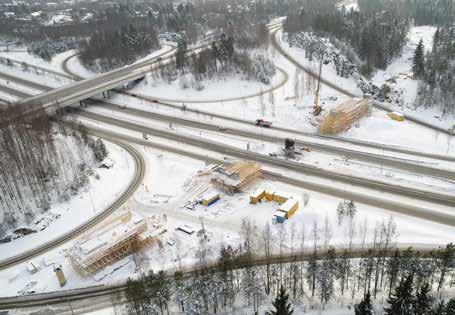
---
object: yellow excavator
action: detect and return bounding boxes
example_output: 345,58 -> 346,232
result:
312,58 -> 323,116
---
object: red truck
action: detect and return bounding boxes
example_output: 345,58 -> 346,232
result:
255,119 -> 272,128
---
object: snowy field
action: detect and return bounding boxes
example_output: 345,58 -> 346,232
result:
0,140 -> 135,261
0,136 -> 453,297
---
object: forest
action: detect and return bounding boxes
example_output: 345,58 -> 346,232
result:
284,0 -> 410,76
79,23 -> 160,72
124,217 -> 455,314
0,107 -> 108,238
413,25 -> 455,115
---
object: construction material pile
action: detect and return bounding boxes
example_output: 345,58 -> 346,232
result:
319,96 -> 372,134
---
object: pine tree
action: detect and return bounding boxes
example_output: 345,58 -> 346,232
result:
430,301 -> 446,315
446,298 -> 455,315
414,282 -> 433,315
384,274 -> 414,315
266,286 -> 294,315
413,39 -> 425,78
93,138 -> 108,162
355,291 -> 374,315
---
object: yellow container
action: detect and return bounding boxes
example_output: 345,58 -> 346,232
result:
278,199 -> 299,219
250,189 -> 265,204
54,267 -> 67,287
388,111 -> 405,121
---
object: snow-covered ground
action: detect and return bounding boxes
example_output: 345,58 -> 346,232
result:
0,140 -> 135,261
0,125 -> 453,297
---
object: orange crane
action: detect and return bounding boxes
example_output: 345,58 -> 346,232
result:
313,58 -> 324,116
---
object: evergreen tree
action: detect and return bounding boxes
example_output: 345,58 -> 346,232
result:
93,138 -> 108,162
414,282 -> 433,315
413,39 -> 425,78
431,301 -> 446,315
384,274 -> 414,315
176,37 -> 187,71
266,286 -> 294,315
446,298 -> 455,315
355,291 -> 374,315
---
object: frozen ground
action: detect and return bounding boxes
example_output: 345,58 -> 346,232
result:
0,140 -> 135,261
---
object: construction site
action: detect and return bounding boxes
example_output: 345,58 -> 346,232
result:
318,96 -> 372,134
69,211 -> 166,276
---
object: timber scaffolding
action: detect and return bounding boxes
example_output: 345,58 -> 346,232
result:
210,161 -> 262,194
319,95 -> 372,135
70,212 -> 165,276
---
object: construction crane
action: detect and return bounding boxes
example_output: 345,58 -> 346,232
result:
313,58 -> 324,116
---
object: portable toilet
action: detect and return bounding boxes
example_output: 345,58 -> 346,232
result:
273,210 -> 287,223
54,266 -> 66,287
202,192 -> 220,206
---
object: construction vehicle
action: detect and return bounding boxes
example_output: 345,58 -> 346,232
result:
313,58 -> 324,116
255,119 -> 272,128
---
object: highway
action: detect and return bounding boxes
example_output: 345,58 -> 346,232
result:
74,110 -> 455,210
3,78 -> 455,225
6,21 -> 283,123
2,66 -> 453,181
90,102 -> 455,182
61,121 -> 455,228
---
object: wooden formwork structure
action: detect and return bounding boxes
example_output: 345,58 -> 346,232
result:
70,213 -> 162,276
319,96 -> 372,135
211,161 -> 261,194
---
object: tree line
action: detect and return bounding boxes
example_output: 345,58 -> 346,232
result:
125,216 -> 455,314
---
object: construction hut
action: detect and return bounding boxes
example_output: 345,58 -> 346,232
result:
211,161 -> 261,194
202,192 -> 220,206
319,96 -> 372,135
273,191 -> 294,204
70,212 -> 164,276
250,188 -> 266,204
277,198 -> 299,218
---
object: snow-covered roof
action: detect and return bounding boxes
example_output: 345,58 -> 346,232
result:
278,198 -> 298,213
